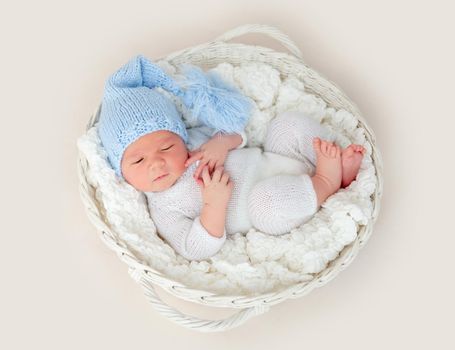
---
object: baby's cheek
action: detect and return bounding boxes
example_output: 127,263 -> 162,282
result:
125,168 -> 147,191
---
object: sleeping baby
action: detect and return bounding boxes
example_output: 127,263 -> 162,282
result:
98,55 -> 365,261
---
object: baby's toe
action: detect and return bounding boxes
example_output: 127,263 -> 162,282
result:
322,140 -> 329,154
313,138 -> 322,153
318,140 -> 324,153
343,145 -> 355,157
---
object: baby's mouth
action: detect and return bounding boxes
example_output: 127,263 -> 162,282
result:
153,173 -> 168,181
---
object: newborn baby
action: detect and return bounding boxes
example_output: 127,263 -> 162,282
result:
121,111 -> 364,261
97,55 -> 365,261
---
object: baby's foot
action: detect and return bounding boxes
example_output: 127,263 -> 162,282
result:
341,144 -> 366,188
311,138 -> 342,206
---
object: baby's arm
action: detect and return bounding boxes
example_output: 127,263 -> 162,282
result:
151,207 -> 226,261
200,201 -> 227,238
212,130 -> 247,150
187,125 -> 248,151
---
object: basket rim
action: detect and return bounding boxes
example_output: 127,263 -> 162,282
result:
77,40 -> 383,308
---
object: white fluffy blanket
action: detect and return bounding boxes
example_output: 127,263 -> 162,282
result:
77,61 -> 376,296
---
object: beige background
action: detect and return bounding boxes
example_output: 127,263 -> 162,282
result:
1,0 -> 454,348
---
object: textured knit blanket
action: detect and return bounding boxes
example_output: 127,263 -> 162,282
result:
77,61 -> 376,296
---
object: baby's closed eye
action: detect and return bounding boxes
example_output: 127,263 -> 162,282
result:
131,145 -> 174,164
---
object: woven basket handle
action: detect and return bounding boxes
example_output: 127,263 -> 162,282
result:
214,24 -> 303,59
129,269 -> 270,332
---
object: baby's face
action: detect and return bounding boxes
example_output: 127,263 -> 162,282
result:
120,130 -> 189,192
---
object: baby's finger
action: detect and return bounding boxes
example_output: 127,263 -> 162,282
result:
221,172 -> 230,184
208,159 -> 217,173
212,166 -> 224,182
194,160 -> 208,180
201,165 -> 211,184
329,145 -> 336,157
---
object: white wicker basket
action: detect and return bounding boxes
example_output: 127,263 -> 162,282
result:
77,24 -> 383,332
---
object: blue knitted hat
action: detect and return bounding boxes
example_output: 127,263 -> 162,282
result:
97,54 -> 253,179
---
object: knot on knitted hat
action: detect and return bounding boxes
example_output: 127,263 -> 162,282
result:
97,54 -> 253,179
176,63 -> 252,134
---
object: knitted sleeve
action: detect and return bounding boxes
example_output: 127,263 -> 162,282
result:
151,207 -> 226,261
234,130 -> 248,149
212,129 -> 247,149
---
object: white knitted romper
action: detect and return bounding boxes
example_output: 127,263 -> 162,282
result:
145,111 -> 336,260
247,110 -> 336,235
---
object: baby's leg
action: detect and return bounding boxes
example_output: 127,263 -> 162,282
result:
247,173 -> 318,235
263,111 -> 336,174
248,138 -> 342,235
264,110 -> 365,188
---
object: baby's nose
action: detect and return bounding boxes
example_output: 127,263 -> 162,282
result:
148,160 -> 165,172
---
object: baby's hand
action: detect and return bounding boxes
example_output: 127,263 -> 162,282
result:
196,165 -> 233,209
185,136 -> 230,180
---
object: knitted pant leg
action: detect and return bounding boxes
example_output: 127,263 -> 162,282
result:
247,174 -> 318,235
263,111 -> 336,173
